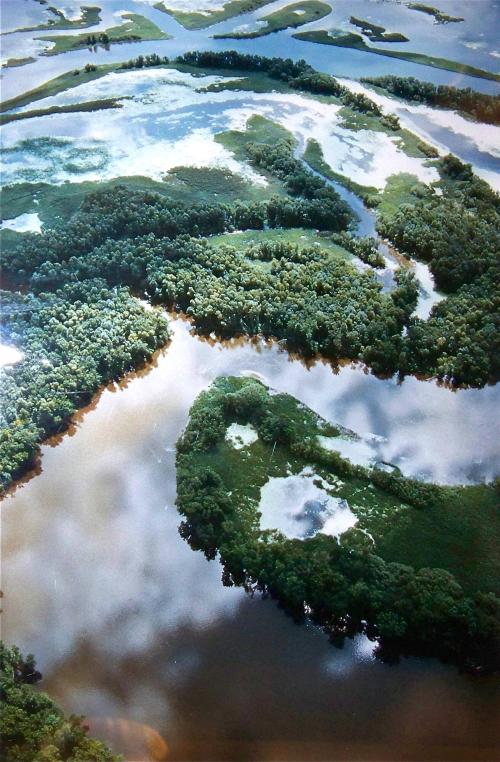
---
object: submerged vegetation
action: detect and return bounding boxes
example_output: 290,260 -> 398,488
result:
0,643 -> 120,761
362,75 -> 500,126
176,376 -> 500,671
215,1 -> 332,39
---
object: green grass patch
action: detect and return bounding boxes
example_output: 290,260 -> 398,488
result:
215,114 -> 294,160
153,0 -> 274,29
163,165 -> 284,204
215,1 -> 332,39
39,13 -> 170,56
293,29 -> 500,82
209,227 -> 355,262
202,70 -> 295,95
376,172 -> 433,216
377,485 -> 500,596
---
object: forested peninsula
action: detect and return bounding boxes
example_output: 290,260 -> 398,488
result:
176,377 -> 500,672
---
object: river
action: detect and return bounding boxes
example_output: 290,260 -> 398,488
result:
1,318 -> 499,760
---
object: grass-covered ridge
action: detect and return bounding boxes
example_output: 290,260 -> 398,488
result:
0,643 -> 121,761
176,376 -> 500,670
293,29 -> 500,82
153,0 -> 274,29
215,1 -> 332,39
39,13 -> 170,56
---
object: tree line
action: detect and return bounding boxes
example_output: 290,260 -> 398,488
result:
177,50 -> 383,116
362,75 -> 500,125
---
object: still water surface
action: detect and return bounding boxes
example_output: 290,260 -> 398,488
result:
2,319 -> 499,760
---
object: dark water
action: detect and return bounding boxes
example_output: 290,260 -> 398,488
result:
2,320 -> 499,760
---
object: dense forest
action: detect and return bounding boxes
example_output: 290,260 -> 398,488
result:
362,75 -> 500,125
0,283 -> 169,492
0,644 -> 119,761
176,377 -> 500,672
377,155 -> 500,385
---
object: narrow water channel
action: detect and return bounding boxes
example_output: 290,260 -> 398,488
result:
2,319 -> 499,760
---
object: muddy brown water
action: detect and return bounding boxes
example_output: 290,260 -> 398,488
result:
1,319 -> 499,760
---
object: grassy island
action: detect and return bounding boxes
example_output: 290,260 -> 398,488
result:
407,3 -> 464,24
153,0 -> 274,29
0,643 -> 120,761
39,13 -> 170,56
293,30 -> 500,82
1,57 -> 36,69
350,16 -> 409,43
214,1 -> 332,39
1,5 -> 101,35
176,376 -> 499,671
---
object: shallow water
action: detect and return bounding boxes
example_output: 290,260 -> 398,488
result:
2,318 -> 499,760
258,467 -> 357,539
0,67 -> 439,191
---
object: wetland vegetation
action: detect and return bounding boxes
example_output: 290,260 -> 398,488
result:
39,13 -> 170,56
1,16 -> 500,756
407,3 -> 464,24
153,0 -> 274,29
176,376 -> 499,671
1,4 -> 101,35
1,52 -> 499,493
214,1 -> 332,39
